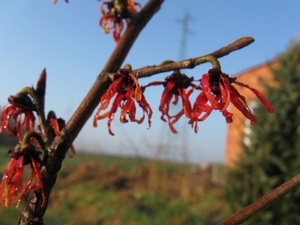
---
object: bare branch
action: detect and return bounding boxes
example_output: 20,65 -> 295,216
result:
208,36 -> 254,58
35,69 -> 47,142
219,174 -> 300,225
132,37 -> 254,78
18,0 -> 165,224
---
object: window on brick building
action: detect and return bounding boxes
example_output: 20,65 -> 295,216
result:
243,101 -> 259,148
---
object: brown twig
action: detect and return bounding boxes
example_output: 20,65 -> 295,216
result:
18,0 -> 165,224
132,37 -> 254,78
219,174 -> 300,225
35,69 -> 47,143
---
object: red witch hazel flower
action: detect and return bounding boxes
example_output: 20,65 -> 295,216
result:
47,111 -> 76,158
0,137 -> 45,208
99,0 -> 142,42
0,95 -> 36,142
144,71 -> 198,134
189,68 -> 275,132
93,66 -> 152,136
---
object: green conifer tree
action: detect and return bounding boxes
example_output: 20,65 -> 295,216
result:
223,43 -> 300,225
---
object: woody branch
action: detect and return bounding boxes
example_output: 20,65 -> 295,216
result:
18,0 -> 165,224
13,1 -> 263,225
219,174 -> 300,225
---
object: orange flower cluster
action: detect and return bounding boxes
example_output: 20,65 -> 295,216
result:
0,92 -> 76,208
188,68 -> 275,133
99,0 -> 142,42
53,0 -> 142,42
0,95 -> 36,142
144,73 -> 198,133
93,68 -> 152,135
95,68 -> 275,135
0,145 -> 45,208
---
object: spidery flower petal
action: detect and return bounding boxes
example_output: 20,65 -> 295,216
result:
99,0 -> 142,42
144,73 -> 196,133
0,95 -> 36,142
94,68 -> 152,135
190,68 -> 274,128
0,144 -> 44,208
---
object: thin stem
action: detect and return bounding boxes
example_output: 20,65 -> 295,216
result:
22,131 -> 45,149
219,174 -> 300,225
194,55 -> 221,69
132,37 -> 254,78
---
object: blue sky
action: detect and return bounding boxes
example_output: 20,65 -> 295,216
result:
0,1 -> 299,163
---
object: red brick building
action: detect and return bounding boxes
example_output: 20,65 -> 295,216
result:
225,59 -> 278,167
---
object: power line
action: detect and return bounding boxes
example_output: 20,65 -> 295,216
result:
176,9 -> 195,60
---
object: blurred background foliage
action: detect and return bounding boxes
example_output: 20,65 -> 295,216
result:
223,43 -> 300,225
0,147 -> 228,225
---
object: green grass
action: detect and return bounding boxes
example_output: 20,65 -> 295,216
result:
0,147 -> 228,224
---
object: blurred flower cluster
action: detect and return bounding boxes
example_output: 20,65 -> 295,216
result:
53,0 -> 142,43
0,85 -> 75,208
99,0 -> 142,42
0,142 -> 45,208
